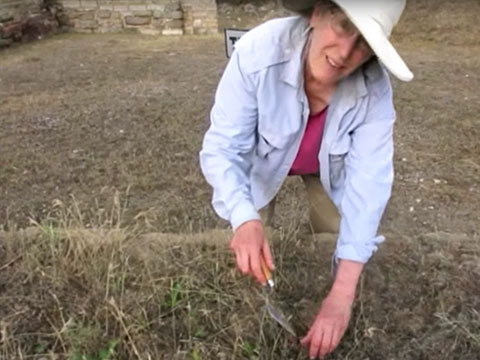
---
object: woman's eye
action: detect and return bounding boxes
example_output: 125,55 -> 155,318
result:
341,20 -> 355,34
358,39 -> 372,52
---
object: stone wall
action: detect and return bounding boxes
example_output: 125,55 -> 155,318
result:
0,0 -> 60,47
59,0 -> 218,35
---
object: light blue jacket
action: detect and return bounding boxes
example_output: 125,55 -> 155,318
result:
200,16 -> 396,264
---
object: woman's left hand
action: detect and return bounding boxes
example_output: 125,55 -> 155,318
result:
300,291 -> 353,359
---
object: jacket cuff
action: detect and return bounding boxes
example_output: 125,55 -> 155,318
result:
230,201 -> 261,232
334,244 -> 369,264
332,235 -> 386,273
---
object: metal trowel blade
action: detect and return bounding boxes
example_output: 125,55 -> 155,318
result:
264,295 -> 297,337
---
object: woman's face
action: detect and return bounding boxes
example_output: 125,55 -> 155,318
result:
306,5 -> 373,86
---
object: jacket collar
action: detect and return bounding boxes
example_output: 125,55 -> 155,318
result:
279,20 -> 310,89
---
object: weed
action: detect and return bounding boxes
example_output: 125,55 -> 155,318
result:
71,338 -> 119,360
165,278 -> 186,310
35,220 -> 58,241
71,339 -> 120,360
240,340 -> 259,358
191,348 -> 200,360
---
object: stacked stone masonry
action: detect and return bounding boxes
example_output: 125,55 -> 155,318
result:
60,0 -> 218,35
0,0 -> 61,47
0,0 -> 218,48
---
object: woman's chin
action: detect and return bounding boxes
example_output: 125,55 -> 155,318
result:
313,70 -> 341,86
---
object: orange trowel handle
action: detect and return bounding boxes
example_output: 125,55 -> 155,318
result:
260,256 -> 274,288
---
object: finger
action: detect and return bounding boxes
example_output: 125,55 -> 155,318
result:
250,251 -> 266,285
309,330 -> 323,359
330,329 -> 342,352
300,328 -> 313,346
234,250 -> 243,273
237,250 -> 250,274
229,234 -> 239,252
261,241 -> 275,270
319,328 -> 334,358
229,238 -> 235,251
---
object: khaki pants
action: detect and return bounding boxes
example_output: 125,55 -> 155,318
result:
259,174 -> 340,234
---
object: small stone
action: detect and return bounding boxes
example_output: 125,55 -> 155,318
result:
81,0 -> 97,10
165,3 -> 181,12
113,5 -> 128,12
0,21 -> 23,39
0,38 -> 12,47
57,13 -> 72,26
243,4 -> 256,13
162,28 -> 183,36
138,28 -> 160,36
97,10 -> 112,19
125,16 -> 150,26
164,19 -> 183,29
194,27 -> 207,35
99,3 -> 113,11
218,3 -> 234,13
152,11 -> 164,19
75,19 -> 98,29
147,4 -> 165,12
62,0 -> 81,10
95,24 -> 123,33
170,10 -> 183,20
80,11 -> 95,20
0,12 -> 14,23
65,10 -> 83,20
133,10 -> 152,18
130,4 -> 147,12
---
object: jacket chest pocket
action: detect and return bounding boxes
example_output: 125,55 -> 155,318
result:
329,138 -> 351,189
256,130 -> 293,158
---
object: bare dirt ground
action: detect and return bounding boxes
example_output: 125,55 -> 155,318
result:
1,1 -> 479,237
1,0 -> 480,359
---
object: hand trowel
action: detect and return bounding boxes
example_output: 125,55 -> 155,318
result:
260,257 -> 297,338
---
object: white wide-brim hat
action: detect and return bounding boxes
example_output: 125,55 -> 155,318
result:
284,0 -> 414,82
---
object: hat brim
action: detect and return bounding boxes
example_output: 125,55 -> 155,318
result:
334,4 -> 414,81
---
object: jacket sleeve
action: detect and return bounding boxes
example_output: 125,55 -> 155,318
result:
199,48 -> 260,231
334,85 -> 396,264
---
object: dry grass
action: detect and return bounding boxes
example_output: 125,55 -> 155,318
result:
1,196 -> 480,359
1,1 -> 480,358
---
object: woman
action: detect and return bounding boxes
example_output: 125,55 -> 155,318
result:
200,0 -> 413,358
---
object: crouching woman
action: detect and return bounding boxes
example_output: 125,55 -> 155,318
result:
200,0 -> 413,357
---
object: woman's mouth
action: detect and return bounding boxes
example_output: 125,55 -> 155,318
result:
326,55 -> 343,69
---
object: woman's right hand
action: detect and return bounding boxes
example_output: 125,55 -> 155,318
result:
229,220 -> 275,285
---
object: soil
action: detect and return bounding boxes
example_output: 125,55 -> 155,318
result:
1,229 -> 479,359
1,0 -> 479,237
1,1 -> 480,358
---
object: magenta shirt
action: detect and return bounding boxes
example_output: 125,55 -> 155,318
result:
289,107 -> 328,176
